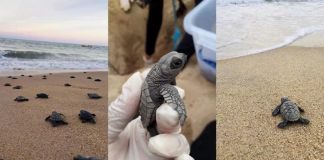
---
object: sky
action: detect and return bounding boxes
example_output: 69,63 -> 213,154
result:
0,0 -> 108,46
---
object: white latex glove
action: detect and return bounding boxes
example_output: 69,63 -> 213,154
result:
120,0 -> 133,11
108,69 -> 194,160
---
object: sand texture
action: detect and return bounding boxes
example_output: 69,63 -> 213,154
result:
108,56 -> 216,143
108,0 -> 195,74
216,46 -> 324,159
0,71 -> 108,159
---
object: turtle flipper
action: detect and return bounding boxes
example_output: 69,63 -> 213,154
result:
59,113 -> 66,118
90,119 -> 96,124
278,120 -> 288,128
298,106 -> 305,112
272,104 -> 281,116
61,120 -> 68,125
82,120 -> 87,123
298,118 -> 310,124
45,116 -> 51,121
91,114 -> 96,117
160,84 -> 187,127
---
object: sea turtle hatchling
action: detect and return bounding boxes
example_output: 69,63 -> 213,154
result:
87,77 -> 92,79
87,93 -> 102,99
94,79 -> 101,82
272,97 -> 310,128
43,75 -> 47,78
45,111 -> 68,127
13,85 -> 22,89
4,83 -> 11,86
42,77 -> 47,80
73,155 -> 104,160
36,93 -> 49,98
14,96 -> 29,102
79,110 -> 96,123
21,74 -> 24,76
7,76 -> 12,78
29,75 -> 33,77
139,51 -> 187,137
70,76 -> 75,78
64,83 -> 71,86
12,77 -> 17,79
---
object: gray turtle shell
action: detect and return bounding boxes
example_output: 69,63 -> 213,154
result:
79,110 -> 94,120
49,112 -> 64,121
280,101 -> 300,121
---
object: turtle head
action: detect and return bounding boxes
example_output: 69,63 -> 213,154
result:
281,97 -> 289,103
158,51 -> 187,78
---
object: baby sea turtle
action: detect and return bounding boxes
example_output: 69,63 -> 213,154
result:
83,72 -> 87,73
7,76 -> 12,78
14,96 -> 29,102
29,75 -> 33,77
43,75 -> 47,78
50,73 -> 52,75
87,93 -> 102,99
87,77 -> 92,79
272,97 -> 310,128
13,85 -> 22,89
42,77 -> 47,80
4,83 -> 11,86
139,51 -> 187,137
79,110 -> 96,123
73,155 -> 104,160
21,74 -> 24,76
12,77 -> 17,79
94,79 -> 101,82
65,83 -> 71,86
71,76 -> 75,78
36,93 -> 49,98
45,111 -> 68,127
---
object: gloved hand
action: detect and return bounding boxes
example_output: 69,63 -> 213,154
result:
108,69 -> 194,160
119,0 -> 133,11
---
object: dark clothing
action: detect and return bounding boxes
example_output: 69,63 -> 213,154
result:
190,120 -> 216,160
145,0 -> 164,56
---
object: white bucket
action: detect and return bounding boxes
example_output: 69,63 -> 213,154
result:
184,0 -> 216,83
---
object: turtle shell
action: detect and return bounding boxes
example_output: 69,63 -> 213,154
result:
280,101 -> 300,121
37,93 -> 48,98
87,93 -> 102,99
79,110 -> 94,120
14,96 -> 28,102
4,83 -> 11,86
50,111 -> 63,121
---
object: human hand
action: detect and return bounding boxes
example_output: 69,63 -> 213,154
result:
108,69 -> 194,160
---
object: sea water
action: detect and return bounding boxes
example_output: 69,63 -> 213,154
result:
0,38 -> 108,70
216,0 -> 324,60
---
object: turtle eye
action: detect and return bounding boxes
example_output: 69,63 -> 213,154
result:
170,59 -> 182,69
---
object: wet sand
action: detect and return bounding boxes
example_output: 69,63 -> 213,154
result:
108,56 -> 216,143
216,46 -> 324,159
0,71 -> 108,159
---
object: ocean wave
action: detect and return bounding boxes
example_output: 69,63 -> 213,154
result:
216,0 -> 324,6
218,26 -> 324,60
0,59 -> 108,70
0,50 -> 87,60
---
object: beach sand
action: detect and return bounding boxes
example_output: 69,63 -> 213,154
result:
0,71 -> 108,159
216,46 -> 324,159
108,56 -> 216,143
